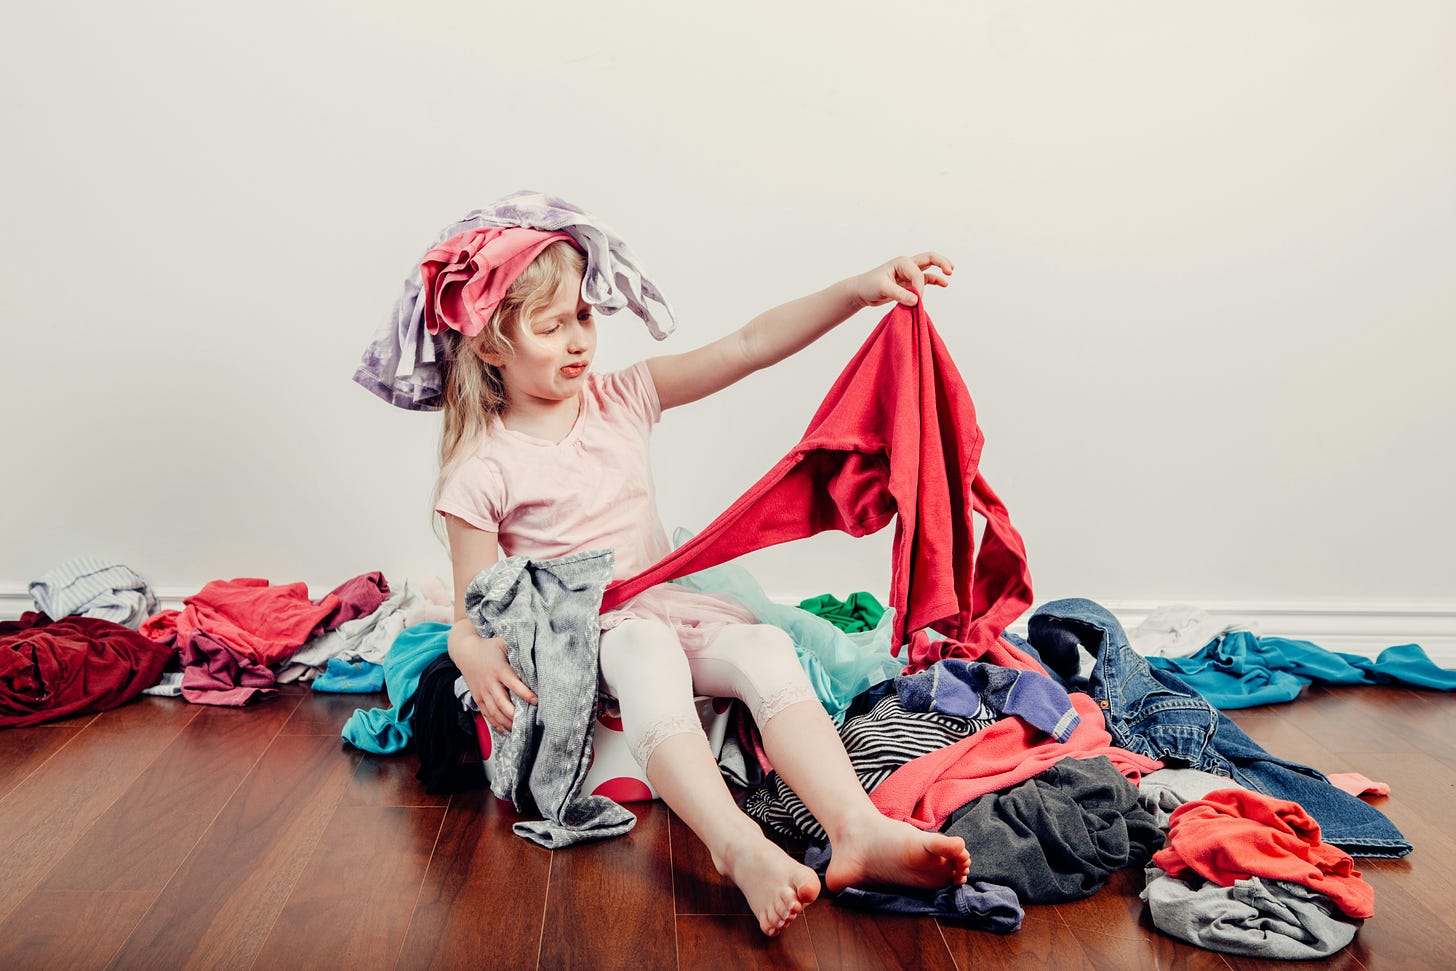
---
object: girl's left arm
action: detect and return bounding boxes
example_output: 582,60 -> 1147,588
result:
646,251 -> 953,410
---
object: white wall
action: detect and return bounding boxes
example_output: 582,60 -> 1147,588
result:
3,3 -> 1453,635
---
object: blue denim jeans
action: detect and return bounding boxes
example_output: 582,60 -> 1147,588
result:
1021,598 -> 1410,858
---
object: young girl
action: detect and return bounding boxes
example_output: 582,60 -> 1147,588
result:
431,223 -> 971,937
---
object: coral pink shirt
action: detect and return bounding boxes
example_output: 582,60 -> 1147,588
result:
436,361 -> 673,581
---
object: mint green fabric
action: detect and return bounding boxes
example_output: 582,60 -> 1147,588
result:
669,528 -> 901,722
798,591 -> 886,633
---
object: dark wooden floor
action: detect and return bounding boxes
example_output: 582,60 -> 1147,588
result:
1,683 -> 1452,970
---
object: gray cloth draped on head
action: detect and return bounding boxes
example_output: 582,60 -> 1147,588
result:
354,190 -> 677,412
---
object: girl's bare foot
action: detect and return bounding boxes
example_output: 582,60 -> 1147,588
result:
824,814 -> 970,893
712,833 -> 821,936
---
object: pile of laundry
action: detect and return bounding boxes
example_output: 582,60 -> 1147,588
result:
374,542 -> 1399,958
1,557 -> 453,725
7,300 -> 1441,961
348,301 -> 1429,958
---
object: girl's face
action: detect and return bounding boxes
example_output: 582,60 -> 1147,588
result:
484,269 -> 596,409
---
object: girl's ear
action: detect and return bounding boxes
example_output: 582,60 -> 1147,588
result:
472,341 -> 507,368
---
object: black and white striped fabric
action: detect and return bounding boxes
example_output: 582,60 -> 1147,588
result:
744,691 -> 998,841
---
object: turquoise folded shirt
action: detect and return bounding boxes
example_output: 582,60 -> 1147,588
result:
1147,630 -> 1456,709
341,622 -> 450,753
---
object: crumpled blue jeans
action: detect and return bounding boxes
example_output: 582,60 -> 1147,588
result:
1022,598 -> 1410,858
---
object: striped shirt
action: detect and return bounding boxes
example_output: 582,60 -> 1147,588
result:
745,691 -> 998,841
29,557 -> 157,629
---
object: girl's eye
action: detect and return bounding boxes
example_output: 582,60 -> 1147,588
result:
542,324 -> 561,335
578,311 -> 593,322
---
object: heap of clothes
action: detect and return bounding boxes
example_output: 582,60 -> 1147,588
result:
7,300 -> 1450,960
386,576 -> 1399,957
355,299 -> 1432,958
1,556 -> 453,723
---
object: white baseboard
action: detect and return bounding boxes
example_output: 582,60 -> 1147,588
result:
3,584 -> 1453,667
1053,600 -> 1456,667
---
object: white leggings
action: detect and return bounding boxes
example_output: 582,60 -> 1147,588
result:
598,619 -> 819,768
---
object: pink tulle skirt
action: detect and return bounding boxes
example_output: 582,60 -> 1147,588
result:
599,582 -> 758,652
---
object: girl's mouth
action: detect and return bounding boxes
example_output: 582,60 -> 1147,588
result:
561,363 -> 588,378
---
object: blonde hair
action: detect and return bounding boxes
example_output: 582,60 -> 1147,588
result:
432,240 -> 587,543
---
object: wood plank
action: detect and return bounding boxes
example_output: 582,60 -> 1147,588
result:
937,913 -> 1097,970
1327,752 -> 1456,933
0,890 -> 155,971
1317,685 -> 1456,766
393,789 -> 551,971
0,697 -> 198,925
0,699 -> 303,969
1053,865 -> 1151,937
280,686 -> 377,736
1222,711 -> 1358,776
32,712 -> 99,729
802,900 -> 956,970
1390,687 -> 1456,764
252,805 -> 445,970
538,801 -> 676,971
1325,864 -> 1456,971
1073,924 -> 1231,970
342,752 -> 451,808
1275,687 -> 1417,759
1047,855 -> 1230,970
677,915 -> 817,970
0,723 -> 81,800
33,698 -> 303,893
0,671 -> 1448,968
106,732 -> 361,971
668,806 -> 752,917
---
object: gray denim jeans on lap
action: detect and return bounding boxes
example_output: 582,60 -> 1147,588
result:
465,548 -> 636,848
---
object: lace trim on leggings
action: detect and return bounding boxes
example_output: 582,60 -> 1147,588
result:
632,713 -> 706,768
755,683 -> 820,726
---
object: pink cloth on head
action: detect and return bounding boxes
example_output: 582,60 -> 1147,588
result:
421,226 -> 580,337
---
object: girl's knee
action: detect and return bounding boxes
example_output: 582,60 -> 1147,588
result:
601,618 -> 686,676
598,621 -> 703,768
694,624 -> 818,723
710,624 -> 802,677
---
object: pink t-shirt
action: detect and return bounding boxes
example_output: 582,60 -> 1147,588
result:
436,361 -> 672,581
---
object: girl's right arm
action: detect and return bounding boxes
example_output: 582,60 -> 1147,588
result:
444,512 -> 538,732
